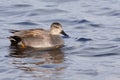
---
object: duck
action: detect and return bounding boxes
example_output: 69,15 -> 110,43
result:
8,22 -> 69,49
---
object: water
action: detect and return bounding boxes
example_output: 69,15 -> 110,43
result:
0,0 -> 120,80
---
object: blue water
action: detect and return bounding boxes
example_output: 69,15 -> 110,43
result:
0,0 -> 120,80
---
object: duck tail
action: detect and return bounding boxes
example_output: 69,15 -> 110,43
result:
7,36 -> 21,45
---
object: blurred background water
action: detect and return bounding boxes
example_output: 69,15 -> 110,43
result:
0,0 -> 120,80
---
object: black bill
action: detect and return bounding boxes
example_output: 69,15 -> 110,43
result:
61,30 -> 69,37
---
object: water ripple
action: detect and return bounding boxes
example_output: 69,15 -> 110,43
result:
72,19 -> 102,28
88,23 -> 102,28
28,8 -> 68,16
41,19 -> 91,26
90,53 -> 119,57
13,4 -> 32,8
76,38 -> 92,42
108,10 -> 120,17
78,69 -> 98,76
73,19 -> 90,24
42,0 -> 78,3
112,38 -> 120,42
0,10 -> 28,17
11,21 -> 39,26
84,45 -> 118,50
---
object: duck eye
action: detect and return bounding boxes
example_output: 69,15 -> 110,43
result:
54,26 -> 59,28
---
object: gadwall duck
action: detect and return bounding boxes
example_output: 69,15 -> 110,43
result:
8,22 -> 69,49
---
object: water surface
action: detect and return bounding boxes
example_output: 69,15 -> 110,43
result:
0,0 -> 120,80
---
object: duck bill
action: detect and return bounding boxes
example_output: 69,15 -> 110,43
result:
61,30 -> 69,37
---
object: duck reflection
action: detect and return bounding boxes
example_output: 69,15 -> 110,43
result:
9,46 -> 65,75
9,45 -> 64,63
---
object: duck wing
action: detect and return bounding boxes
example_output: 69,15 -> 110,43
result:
10,29 -> 49,38
8,29 -> 50,46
